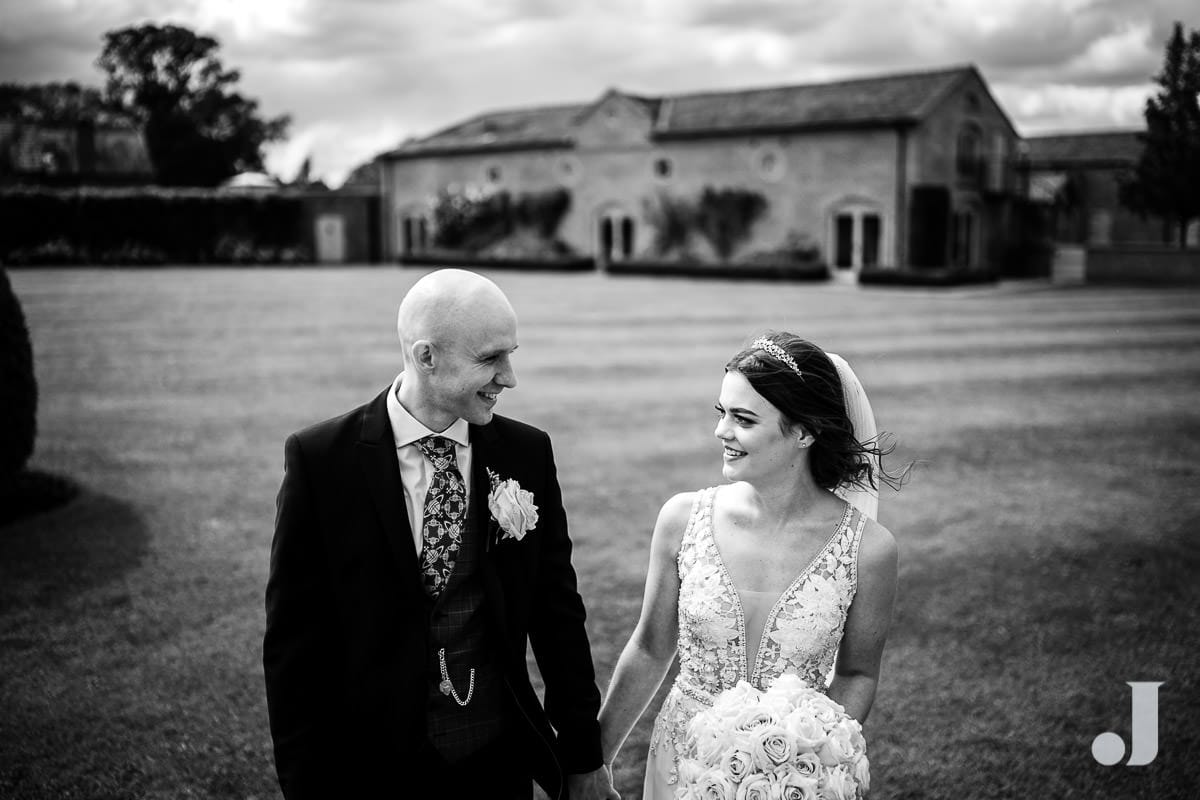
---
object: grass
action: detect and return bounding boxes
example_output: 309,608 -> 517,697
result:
2,267 -> 1198,799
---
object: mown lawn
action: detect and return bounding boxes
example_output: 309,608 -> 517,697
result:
2,267 -> 1198,799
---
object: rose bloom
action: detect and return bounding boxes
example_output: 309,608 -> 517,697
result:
720,748 -> 754,784
818,725 -> 856,767
750,724 -> 794,770
819,765 -> 858,800
757,690 -> 794,719
845,723 -> 867,762
677,757 -> 705,787
489,479 -> 538,539
852,754 -> 871,792
792,751 -> 822,780
772,767 -> 819,800
733,773 -> 772,800
733,705 -> 779,732
714,681 -> 760,717
695,767 -> 736,800
800,696 -> 843,727
784,712 -> 827,753
764,672 -> 808,701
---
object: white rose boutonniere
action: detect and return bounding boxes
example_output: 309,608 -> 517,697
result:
486,468 -> 538,542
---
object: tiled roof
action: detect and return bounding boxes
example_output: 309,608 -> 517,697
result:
385,65 -> 977,158
391,102 -> 588,156
659,67 -> 970,135
1023,131 -> 1143,167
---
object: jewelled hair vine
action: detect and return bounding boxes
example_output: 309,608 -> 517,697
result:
752,337 -> 803,378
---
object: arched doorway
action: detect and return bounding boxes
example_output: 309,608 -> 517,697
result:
596,206 -> 636,267
828,199 -> 886,273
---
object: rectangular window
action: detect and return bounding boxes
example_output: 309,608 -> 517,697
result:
952,212 -> 974,268
835,214 -> 854,269
862,215 -> 880,267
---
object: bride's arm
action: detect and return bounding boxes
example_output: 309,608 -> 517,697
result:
827,518 -> 898,722
597,492 -> 692,766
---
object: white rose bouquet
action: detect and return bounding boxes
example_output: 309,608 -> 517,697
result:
675,674 -> 870,800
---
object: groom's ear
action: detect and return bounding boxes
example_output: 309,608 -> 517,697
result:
411,340 -> 436,373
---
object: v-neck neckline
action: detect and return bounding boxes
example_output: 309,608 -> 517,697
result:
703,485 -> 853,685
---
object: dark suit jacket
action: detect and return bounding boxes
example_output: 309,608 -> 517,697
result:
263,388 -> 603,799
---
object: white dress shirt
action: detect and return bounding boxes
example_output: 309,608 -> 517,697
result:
385,373 -> 472,555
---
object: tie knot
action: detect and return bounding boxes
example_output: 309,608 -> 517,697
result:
416,435 -> 457,470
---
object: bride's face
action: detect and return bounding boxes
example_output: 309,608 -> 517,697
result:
714,371 -> 802,483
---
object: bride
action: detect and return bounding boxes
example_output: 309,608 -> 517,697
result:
598,333 -> 901,798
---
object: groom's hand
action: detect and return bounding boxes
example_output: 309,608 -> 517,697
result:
567,765 -> 620,800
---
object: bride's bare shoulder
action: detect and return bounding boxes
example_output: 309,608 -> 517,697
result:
657,491 -> 700,533
857,516 -> 899,577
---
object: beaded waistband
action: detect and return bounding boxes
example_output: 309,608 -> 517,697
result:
674,673 -> 718,707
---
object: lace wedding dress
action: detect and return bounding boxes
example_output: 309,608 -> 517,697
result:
642,485 -> 867,799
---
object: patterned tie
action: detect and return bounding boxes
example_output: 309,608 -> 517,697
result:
415,435 -> 467,597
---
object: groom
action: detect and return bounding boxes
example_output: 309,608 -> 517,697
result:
264,269 -> 617,799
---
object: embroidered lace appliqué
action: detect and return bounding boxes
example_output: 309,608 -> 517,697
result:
647,486 -> 865,784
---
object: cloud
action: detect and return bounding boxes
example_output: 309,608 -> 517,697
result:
0,0 -> 1186,182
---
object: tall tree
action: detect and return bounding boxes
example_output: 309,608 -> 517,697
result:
1119,21 -> 1200,248
96,23 -> 290,186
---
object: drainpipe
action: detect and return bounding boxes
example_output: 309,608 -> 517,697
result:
895,125 -> 908,269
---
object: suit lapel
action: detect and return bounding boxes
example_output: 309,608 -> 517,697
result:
469,421 -> 501,553
470,421 -> 511,642
356,387 -> 419,577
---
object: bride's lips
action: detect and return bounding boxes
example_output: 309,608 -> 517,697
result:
723,445 -> 746,460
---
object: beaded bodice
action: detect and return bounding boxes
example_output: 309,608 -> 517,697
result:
649,485 -> 865,783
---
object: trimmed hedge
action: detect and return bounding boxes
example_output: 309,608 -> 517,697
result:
606,259 -> 830,282
398,253 -> 595,272
858,266 -> 997,286
0,267 -> 37,484
0,187 -> 308,265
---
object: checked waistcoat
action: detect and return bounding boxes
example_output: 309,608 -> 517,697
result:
415,435 -> 505,762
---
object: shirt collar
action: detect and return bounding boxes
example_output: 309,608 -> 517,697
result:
386,372 -> 470,449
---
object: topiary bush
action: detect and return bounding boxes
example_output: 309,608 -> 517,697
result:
696,187 -> 768,261
0,267 -> 37,486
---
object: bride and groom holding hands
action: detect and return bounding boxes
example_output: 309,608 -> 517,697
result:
263,268 -> 900,799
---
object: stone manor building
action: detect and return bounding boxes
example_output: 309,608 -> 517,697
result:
380,64 -> 1022,276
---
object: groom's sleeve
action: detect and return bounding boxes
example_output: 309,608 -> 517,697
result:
526,431 -> 605,774
263,433 -> 338,799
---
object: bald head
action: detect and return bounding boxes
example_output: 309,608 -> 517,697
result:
397,269 -> 515,366
394,269 -> 519,428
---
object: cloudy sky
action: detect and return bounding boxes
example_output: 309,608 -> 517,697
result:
0,0 -> 1194,186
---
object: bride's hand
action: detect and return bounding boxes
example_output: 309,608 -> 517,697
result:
566,764 -> 620,800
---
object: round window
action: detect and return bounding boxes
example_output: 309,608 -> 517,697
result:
755,146 -> 786,182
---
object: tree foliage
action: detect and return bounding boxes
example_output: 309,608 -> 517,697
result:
0,82 -> 123,124
696,186 -> 768,260
1119,21 -> 1200,248
96,23 -> 290,186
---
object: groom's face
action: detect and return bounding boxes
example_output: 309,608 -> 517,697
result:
429,303 -> 519,426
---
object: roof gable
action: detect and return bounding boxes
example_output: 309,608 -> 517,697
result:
573,89 -> 660,147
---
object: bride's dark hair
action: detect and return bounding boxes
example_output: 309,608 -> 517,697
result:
725,332 -> 904,492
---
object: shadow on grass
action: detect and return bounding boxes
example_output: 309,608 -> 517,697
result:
0,481 -> 149,614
